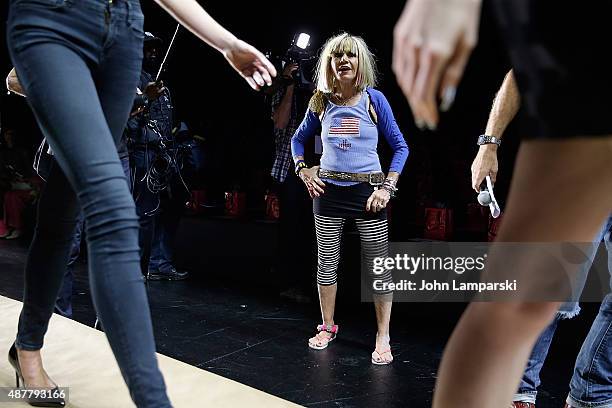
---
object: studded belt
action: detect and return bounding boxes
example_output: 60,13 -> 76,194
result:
318,169 -> 385,185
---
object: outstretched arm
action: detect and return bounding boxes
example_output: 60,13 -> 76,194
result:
154,0 -> 276,90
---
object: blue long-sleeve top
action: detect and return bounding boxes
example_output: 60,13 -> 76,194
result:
291,88 -> 408,185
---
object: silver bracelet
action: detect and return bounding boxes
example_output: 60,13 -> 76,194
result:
381,182 -> 398,198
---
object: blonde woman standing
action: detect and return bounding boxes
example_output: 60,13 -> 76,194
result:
291,33 -> 408,365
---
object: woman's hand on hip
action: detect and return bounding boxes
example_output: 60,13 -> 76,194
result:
299,166 -> 325,199
366,188 -> 391,213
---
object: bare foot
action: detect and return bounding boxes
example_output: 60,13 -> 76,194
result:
308,331 -> 334,349
17,349 -> 57,389
309,323 -> 339,350
372,333 -> 393,364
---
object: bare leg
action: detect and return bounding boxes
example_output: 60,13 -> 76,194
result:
373,293 -> 392,359
433,137 -> 612,407
309,283 -> 338,347
318,283 -> 338,325
319,283 -> 338,326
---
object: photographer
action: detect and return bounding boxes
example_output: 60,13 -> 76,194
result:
269,61 -> 316,301
128,32 -> 188,281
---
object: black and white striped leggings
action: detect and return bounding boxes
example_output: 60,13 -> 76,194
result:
314,214 -> 393,294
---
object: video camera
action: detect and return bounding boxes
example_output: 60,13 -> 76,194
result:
268,33 -> 316,91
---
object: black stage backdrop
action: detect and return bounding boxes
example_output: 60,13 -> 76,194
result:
0,1 -> 518,237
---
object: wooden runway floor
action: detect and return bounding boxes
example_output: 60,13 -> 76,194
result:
0,296 -> 301,408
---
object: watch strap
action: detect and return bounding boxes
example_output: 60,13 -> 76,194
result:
477,134 -> 501,146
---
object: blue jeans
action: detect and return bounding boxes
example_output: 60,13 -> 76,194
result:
131,147 -> 185,273
149,178 -> 186,273
53,211 -> 82,319
55,156 -> 131,319
7,1 -> 171,406
568,227 -> 612,408
131,147 -> 159,273
150,221 -> 173,272
149,204 -> 177,273
514,216 -> 612,405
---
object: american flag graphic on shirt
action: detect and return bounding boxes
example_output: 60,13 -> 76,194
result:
329,117 -> 360,136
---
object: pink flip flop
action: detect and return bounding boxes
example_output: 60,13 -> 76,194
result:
308,324 -> 339,350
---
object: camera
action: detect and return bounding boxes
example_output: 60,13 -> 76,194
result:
267,33 -> 316,91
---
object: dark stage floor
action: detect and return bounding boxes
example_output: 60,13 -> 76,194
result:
0,217 -> 602,408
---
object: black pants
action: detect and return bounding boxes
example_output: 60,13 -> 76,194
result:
277,170 -> 315,290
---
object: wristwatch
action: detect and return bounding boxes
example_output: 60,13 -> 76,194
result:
295,161 -> 307,176
477,134 -> 502,146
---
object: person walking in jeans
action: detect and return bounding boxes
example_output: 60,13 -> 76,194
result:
6,0 -> 275,406
566,225 -> 612,408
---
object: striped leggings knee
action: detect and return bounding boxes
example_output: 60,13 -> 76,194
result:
314,215 -> 392,292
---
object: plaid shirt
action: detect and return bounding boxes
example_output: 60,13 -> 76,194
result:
270,86 -> 300,183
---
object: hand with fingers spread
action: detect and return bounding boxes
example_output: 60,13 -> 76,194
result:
393,0 -> 482,130
299,165 -> 326,199
366,188 -> 391,213
223,39 -> 277,90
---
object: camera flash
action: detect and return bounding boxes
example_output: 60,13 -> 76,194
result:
296,33 -> 310,50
